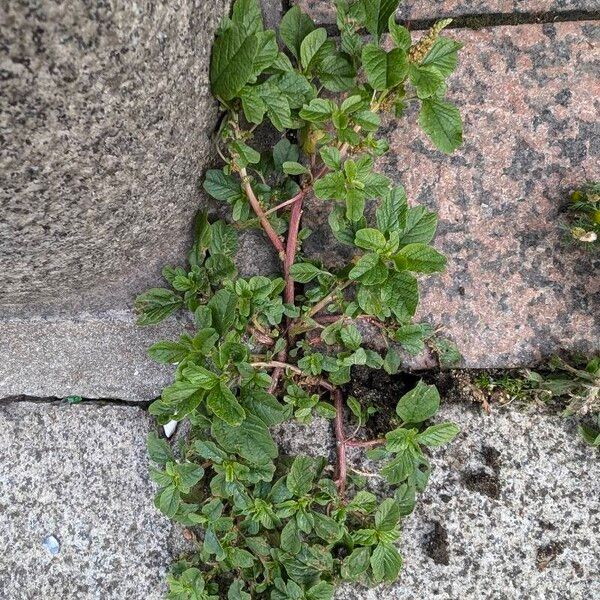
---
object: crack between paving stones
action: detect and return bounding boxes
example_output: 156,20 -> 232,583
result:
0,395 -> 152,410
317,9 -> 599,34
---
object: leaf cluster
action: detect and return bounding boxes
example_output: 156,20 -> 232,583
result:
136,1 -> 465,598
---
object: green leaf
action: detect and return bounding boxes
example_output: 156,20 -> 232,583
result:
419,97 -> 463,154
347,490 -> 378,513
251,30 -> 279,76
421,38 -> 463,78
274,72 -> 315,108
374,498 -> 400,531
354,228 -> 387,252
279,545 -> 333,587
409,64 -> 445,99
290,262 -> 328,283
182,365 -> 220,390
394,323 -> 435,355
300,28 -> 328,70
210,221 -> 238,257
135,288 -> 182,326
362,44 -> 407,91
148,340 -> 190,364
388,15 -> 411,50
376,186 -> 407,233
396,380 -> 440,423
230,140 -> 261,167
382,271 -> 419,321
417,422 -> 460,446
397,206 -> 437,245
380,450 -> 414,484
207,383 -> 246,426
240,86 -> 267,123
349,253 -> 388,286
393,243 -> 447,273
147,432 -> 174,464
158,486 -> 180,518
312,512 -> 343,543
211,414 -> 277,465
370,543 -> 402,582
346,188 -> 366,222
579,424 -> 600,447
208,289 -> 237,335
282,161 -> 309,175
434,337 -> 463,368
242,389 -> 288,426
383,347 -> 401,374
279,5 -> 316,60
203,170 -> 244,203
174,463 -> 205,492
273,138 -> 300,170
319,146 -> 341,170
340,323 -> 362,350
231,0 -> 264,35
195,439 -> 228,463
280,519 -> 302,554
316,53 -> 355,92
362,0 -> 400,40
306,581 -> 334,600
210,25 -> 259,101
299,98 -> 335,124
341,546 -> 371,580
228,579 -> 251,600
229,547 -> 255,568
394,482 -> 417,515
287,456 -> 316,496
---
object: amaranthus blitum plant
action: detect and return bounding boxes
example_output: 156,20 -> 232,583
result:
136,1 -> 464,597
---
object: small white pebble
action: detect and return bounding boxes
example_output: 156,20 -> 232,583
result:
43,535 -> 60,556
163,420 -> 177,438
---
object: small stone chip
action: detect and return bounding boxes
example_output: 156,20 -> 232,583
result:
42,535 -> 60,556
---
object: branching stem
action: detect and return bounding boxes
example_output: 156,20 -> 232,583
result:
240,168 -> 285,259
332,388 -> 347,499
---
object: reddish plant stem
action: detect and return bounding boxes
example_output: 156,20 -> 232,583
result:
240,170 -> 285,259
333,388 -> 347,499
346,438 -> 386,448
284,192 -> 305,305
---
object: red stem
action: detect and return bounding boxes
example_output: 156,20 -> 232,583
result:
333,388 -> 347,499
283,191 -> 305,304
346,438 -> 386,448
241,174 -> 285,259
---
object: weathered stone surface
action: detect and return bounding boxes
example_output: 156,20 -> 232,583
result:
305,21 -> 600,367
0,311 -> 190,401
0,401 -> 173,599
0,0 -> 230,398
1,0 -> 229,315
335,402 -> 600,598
294,0 -> 599,25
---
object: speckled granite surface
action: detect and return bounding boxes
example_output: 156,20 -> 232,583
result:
0,0 -> 228,316
305,21 -> 600,367
294,0 -> 600,25
2,398 -> 598,599
336,402 -> 600,599
0,0 -> 231,400
0,401 -> 174,600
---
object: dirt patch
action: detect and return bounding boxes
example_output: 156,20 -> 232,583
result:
424,521 -> 450,566
462,469 -> 501,499
536,542 -> 565,571
346,367 -> 419,438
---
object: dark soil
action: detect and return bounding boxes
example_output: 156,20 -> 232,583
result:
424,521 -> 451,565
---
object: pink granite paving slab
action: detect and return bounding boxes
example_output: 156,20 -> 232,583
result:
304,21 -> 600,367
295,0 -> 599,25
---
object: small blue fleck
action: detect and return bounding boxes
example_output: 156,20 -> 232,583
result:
43,535 -> 60,555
